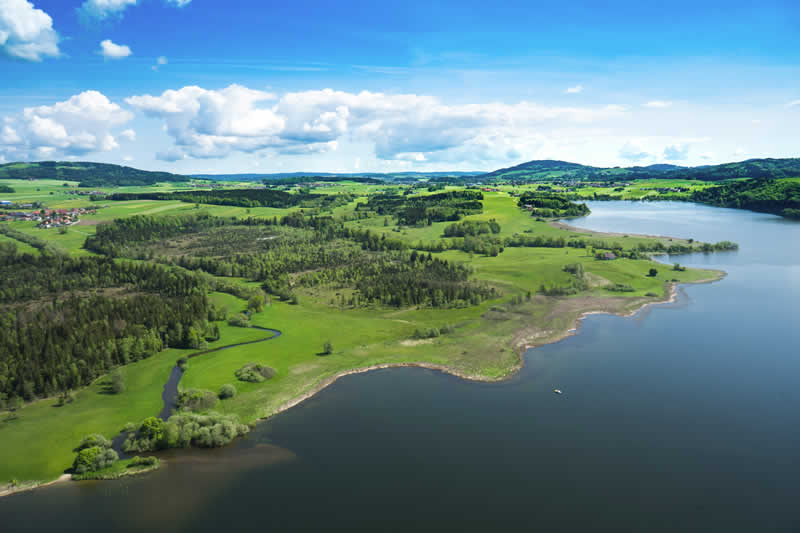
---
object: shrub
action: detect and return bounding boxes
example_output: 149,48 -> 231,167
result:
218,384 -> 237,400
177,357 -> 188,371
228,313 -> 250,327
178,389 -> 218,412
130,456 -> 159,467
648,268 -> 658,277
322,341 -> 333,355
110,371 -> 125,394
607,283 -> 635,293
72,434 -> 117,474
413,327 -> 440,339
235,363 -> 276,383
73,446 -> 118,474
75,434 -> 111,452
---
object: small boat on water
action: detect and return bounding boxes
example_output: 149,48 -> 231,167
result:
553,389 -> 562,395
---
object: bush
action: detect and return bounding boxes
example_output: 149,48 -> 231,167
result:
75,434 -> 111,451
413,327 -> 440,339
648,268 -> 658,277
130,456 -> 159,467
178,389 -> 218,412
110,371 -> 125,394
72,434 -> 117,474
247,295 -> 264,313
177,357 -> 188,371
73,446 -> 118,474
228,313 -> 250,327
235,363 -> 276,383
322,341 -> 333,355
218,384 -> 237,400
607,283 -> 635,293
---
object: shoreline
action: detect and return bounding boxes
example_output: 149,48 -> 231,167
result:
0,474 -> 71,499
549,220 -> 692,242
264,271 -> 724,422
1,274 -> 723,499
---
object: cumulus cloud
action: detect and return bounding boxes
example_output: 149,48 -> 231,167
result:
618,141 -> 651,162
0,91 -> 133,160
643,100 -> 673,108
0,0 -> 60,61
663,143 -> 690,161
166,0 -> 191,6
99,39 -> 131,59
119,128 -> 136,141
565,85 -> 583,94
126,84 -> 627,163
78,0 -> 136,22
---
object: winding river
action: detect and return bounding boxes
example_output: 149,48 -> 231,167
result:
2,202 -> 799,532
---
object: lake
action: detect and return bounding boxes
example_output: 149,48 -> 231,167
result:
2,202 -> 799,532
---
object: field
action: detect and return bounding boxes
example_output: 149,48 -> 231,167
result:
0,178 -> 725,485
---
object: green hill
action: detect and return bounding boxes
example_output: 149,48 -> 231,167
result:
480,158 -> 800,182
0,161 -> 189,187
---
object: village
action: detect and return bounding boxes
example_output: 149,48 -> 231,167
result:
0,206 -> 96,228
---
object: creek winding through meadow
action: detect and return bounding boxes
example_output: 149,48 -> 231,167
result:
110,326 -> 282,456
157,326 -> 282,420
3,202 -> 800,533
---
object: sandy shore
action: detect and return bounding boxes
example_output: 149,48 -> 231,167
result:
0,474 -> 71,499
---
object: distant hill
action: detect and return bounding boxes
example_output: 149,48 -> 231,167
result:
479,158 -> 800,182
191,171 -> 483,181
0,161 -> 189,187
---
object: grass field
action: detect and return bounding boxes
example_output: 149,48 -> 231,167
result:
0,180 -> 725,485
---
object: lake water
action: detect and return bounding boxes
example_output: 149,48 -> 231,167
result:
2,202 -> 799,532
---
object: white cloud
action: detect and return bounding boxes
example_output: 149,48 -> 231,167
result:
0,90 -> 133,159
618,141 -> 651,162
78,0 -> 136,22
787,100 -> 800,108
166,0 -> 191,6
119,128 -> 136,141
0,0 -> 60,61
663,143 -> 690,161
152,55 -> 168,71
565,85 -> 583,94
643,100 -> 673,108
123,155 -> 133,162
99,39 -> 131,59
699,151 -> 714,160
127,84 -> 627,163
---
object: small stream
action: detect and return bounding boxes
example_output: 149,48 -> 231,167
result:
111,325 -> 282,455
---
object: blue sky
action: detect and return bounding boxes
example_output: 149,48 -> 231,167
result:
1,0 -> 798,173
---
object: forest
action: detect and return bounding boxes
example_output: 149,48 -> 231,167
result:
0,243 -> 215,404
356,190 -> 484,225
106,188 -> 353,210
688,179 -> 800,218
517,192 -> 591,217
0,161 -> 188,187
86,212 -> 496,309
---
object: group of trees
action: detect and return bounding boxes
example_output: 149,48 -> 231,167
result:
106,188 -> 353,210
517,192 -> 591,218
0,245 -> 215,403
122,413 -> 250,452
86,212 -> 495,310
688,179 -> 800,219
443,219 -> 501,237
356,190 -> 484,225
